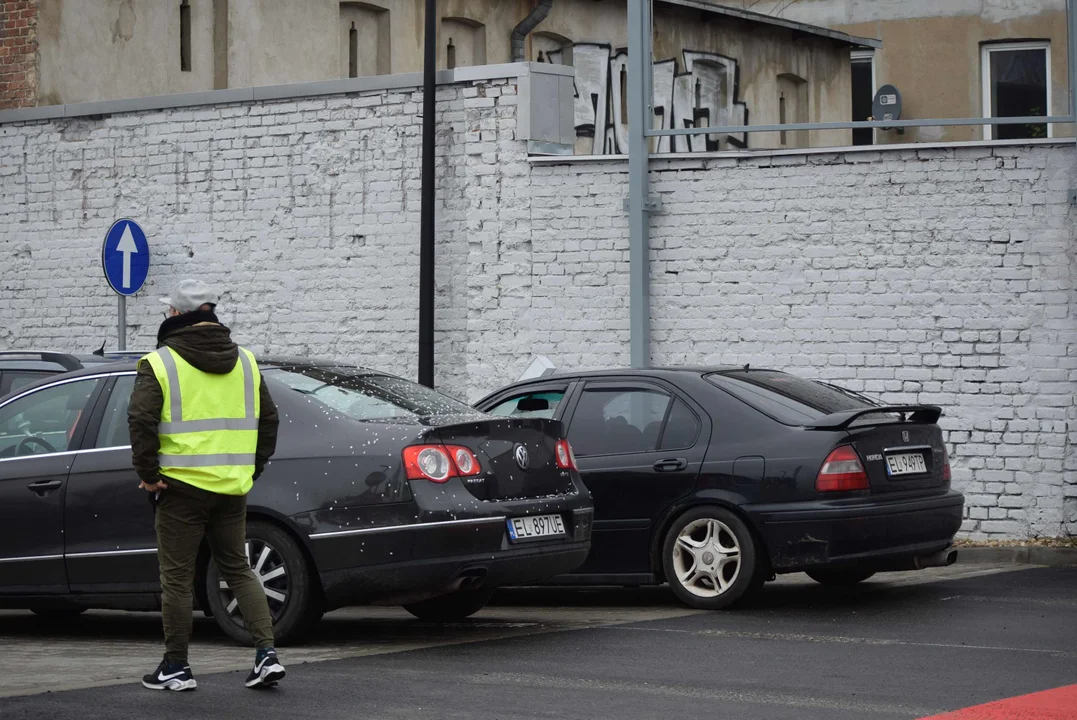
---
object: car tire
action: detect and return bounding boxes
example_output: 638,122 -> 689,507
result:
662,506 -> 759,611
806,568 -> 876,586
205,521 -> 321,646
403,587 -> 496,622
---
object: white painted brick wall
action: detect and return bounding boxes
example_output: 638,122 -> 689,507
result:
521,146 -> 1077,541
1,79 -> 1074,540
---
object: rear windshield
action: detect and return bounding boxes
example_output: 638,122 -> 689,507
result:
263,367 -> 481,422
706,370 -> 877,425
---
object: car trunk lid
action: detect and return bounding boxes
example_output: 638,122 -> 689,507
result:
846,421 -> 949,494
430,417 -> 574,501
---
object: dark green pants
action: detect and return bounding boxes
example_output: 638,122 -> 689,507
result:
155,482 -> 274,664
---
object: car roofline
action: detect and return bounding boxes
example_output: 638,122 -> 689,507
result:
472,365 -> 786,406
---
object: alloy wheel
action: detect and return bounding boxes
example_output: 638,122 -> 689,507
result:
216,539 -> 290,625
671,518 -> 742,598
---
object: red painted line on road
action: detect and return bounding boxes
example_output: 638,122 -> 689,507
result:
920,684 -> 1077,720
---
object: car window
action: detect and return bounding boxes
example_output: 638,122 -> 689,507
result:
264,367 -> 482,422
8,372 -> 51,393
0,379 -> 100,458
568,387 -> 671,456
659,399 -> 700,450
707,370 -> 876,425
0,371 -> 53,397
96,375 -> 136,448
487,391 -> 565,419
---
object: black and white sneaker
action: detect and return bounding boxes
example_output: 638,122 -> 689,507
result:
245,648 -> 286,688
142,659 -> 197,691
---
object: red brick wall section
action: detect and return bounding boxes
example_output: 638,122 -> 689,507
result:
0,0 -> 39,110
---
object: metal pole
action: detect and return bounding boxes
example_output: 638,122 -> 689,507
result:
627,0 -> 651,369
418,0 -> 436,387
1069,0 -> 1077,129
117,295 -> 126,351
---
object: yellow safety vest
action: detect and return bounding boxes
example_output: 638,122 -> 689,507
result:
141,346 -> 261,496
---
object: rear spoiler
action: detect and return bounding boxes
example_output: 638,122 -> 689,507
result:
803,405 -> 943,431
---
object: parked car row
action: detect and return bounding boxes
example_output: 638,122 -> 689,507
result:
0,350 -> 963,643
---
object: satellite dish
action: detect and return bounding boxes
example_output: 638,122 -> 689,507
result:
871,84 -> 903,132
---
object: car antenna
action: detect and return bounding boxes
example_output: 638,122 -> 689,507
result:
743,363 -> 750,371
93,340 -> 106,357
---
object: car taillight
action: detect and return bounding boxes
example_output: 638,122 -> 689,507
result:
449,446 -> 481,476
942,445 -> 952,482
816,445 -> 869,492
403,444 -> 482,482
554,439 -> 577,471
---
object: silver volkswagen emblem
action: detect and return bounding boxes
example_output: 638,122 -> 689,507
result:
514,444 -> 530,471
902,430 -> 910,443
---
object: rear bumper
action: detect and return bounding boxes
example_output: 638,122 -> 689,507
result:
311,507 -> 594,608
747,490 -> 964,573
319,540 -> 591,609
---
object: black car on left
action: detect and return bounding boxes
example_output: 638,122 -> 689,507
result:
0,358 -> 593,644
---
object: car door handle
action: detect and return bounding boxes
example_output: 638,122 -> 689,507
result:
27,479 -> 63,495
653,458 -> 688,472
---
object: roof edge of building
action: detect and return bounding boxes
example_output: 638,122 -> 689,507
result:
0,62 -> 564,126
660,0 -> 882,48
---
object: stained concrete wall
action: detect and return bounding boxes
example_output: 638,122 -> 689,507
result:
37,0 -> 216,106
535,1 -> 855,151
28,0 -> 855,152
733,0 -> 1073,143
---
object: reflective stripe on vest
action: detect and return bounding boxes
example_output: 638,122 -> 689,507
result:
158,452 -> 258,468
154,349 -> 258,434
142,346 -> 261,496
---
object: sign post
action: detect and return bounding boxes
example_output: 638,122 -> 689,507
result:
102,219 -> 150,352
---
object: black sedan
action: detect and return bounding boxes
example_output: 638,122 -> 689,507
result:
0,360 -> 593,643
475,367 -> 964,609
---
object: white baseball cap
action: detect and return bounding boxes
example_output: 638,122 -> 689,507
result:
159,279 -> 218,313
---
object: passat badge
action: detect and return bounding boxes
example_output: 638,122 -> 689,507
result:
514,444 -> 530,471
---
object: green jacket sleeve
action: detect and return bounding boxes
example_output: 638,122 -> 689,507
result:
127,361 -> 164,486
255,380 -> 279,481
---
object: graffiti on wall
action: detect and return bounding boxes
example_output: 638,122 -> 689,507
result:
541,44 -> 748,154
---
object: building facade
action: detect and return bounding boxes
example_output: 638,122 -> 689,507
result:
734,0 -> 1073,144
1,0 -> 874,152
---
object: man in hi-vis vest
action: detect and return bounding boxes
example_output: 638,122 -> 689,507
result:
128,279 -> 284,692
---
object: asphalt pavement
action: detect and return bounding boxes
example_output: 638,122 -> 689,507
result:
0,564 -> 1074,720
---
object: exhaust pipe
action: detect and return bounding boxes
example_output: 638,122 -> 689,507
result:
456,569 -> 487,591
914,547 -> 958,569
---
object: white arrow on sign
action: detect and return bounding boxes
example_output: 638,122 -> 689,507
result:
116,222 -> 138,289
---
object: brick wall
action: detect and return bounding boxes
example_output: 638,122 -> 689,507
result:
0,0 -> 38,110
0,76 -> 1074,539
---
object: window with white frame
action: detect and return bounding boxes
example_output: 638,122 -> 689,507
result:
981,41 -> 1051,140
850,49 -> 875,146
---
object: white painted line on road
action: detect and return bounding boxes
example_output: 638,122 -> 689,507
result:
604,627 -> 1077,659
938,594 -> 1077,608
464,671 -> 940,717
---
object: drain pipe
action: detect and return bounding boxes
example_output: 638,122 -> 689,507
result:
511,0 -> 554,62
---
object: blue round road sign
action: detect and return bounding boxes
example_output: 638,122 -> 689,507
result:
102,219 -> 150,296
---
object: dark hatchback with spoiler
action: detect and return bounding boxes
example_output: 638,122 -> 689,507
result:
476,367 -> 964,611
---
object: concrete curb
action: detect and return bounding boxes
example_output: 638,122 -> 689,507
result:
955,546 -> 1077,567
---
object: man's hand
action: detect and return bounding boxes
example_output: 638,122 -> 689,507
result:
139,479 -> 169,492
